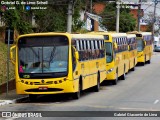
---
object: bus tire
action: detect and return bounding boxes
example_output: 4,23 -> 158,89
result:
131,66 -> 135,71
148,59 -> 151,64
112,71 -> 118,85
73,79 -> 82,99
141,56 -> 146,66
94,73 -> 100,92
148,56 -> 151,64
120,65 -> 126,80
29,94 -> 37,102
143,55 -> 146,65
131,60 -> 135,71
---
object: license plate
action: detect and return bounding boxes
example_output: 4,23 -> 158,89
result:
39,87 -> 48,90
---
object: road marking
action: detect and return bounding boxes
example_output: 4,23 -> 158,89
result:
5,117 -> 19,120
5,118 -> 17,120
154,100 -> 159,104
86,105 -> 156,111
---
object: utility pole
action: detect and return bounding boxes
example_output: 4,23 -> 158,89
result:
6,28 -> 10,97
152,0 -> 159,38
90,0 -> 93,13
67,0 -> 73,33
116,0 -> 120,33
137,0 -> 141,32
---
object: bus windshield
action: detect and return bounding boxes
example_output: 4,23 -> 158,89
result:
18,36 -> 69,78
137,40 -> 144,52
105,42 -> 113,63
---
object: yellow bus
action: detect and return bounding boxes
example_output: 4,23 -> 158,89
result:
127,34 -> 137,71
128,31 -> 153,65
10,32 -> 106,101
88,32 -> 129,85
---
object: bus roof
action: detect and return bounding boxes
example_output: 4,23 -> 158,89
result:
127,31 -> 152,36
18,32 -> 70,38
127,34 -> 136,38
17,32 -> 104,41
87,31 -> 127,37
71,33 -> 104,39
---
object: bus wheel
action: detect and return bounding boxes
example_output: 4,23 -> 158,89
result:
120,66 -> 126,80
143,55 -> 146,65
148,56 -> 151,64
112,71 -> 118,85
142,62 -> 145,66
131,66 -> 135,71
131,60 -> 135,71
148,59 -> 151,64
94,73 -> 100,92
29,94 -> 37,102
73,80 -> 81,99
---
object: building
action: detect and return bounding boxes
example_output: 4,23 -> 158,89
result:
130,7 -> 149,31
81,2 -> 107,32
83,12 -> 107,31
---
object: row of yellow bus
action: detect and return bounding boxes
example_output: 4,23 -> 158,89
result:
10,31 -> 153,101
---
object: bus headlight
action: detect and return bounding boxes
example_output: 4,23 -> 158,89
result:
107,68 -> 114,74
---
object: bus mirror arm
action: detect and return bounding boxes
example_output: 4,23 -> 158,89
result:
114,43 -> 118,49
128,45 -> 130,51
10,45 -> 16,65
75,51 -> 79,61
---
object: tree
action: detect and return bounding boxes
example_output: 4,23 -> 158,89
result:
1,0 -> 87,34
100,2 -> 136,32
33,4 -> 68,32
143,12 -> 160,33
1,0 -> 33,34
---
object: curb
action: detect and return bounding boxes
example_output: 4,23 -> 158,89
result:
13,96 -> 29,103
0,96 -> 29,106
0,100 -> 14,106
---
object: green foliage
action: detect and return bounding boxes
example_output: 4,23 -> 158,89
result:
1,0 -> 33,34
100,2 -> 136,32
72,0 -> 85,32
0,42 -> 15,84
119,11 -> 136,32
1,0 -> 89,33
34,5 -> 68,32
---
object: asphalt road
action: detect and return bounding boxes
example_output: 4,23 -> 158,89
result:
0,52 -> 160,120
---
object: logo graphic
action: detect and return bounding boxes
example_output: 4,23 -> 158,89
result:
25,5 -> 31,11
2,112 -> 12,117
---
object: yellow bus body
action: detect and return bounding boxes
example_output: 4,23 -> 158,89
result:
127,34 -> 137,71
87,32 -> 129,85
128,31 -> 153,65
10,33 -> 106,98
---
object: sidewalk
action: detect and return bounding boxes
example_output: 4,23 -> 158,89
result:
0,89 -> 28,106
0,79 -> 28,106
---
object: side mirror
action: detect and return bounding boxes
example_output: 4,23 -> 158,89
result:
10,45 -> 16,64
75,51 -> 79,61
113,42 -> 118,49
128,45 -> 130,51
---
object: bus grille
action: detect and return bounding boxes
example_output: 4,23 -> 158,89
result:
25,88 -> 63,92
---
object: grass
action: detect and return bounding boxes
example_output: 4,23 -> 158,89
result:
0,41 -> 15,85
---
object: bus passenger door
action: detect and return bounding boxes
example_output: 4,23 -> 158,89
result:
72,47 -> 80,92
